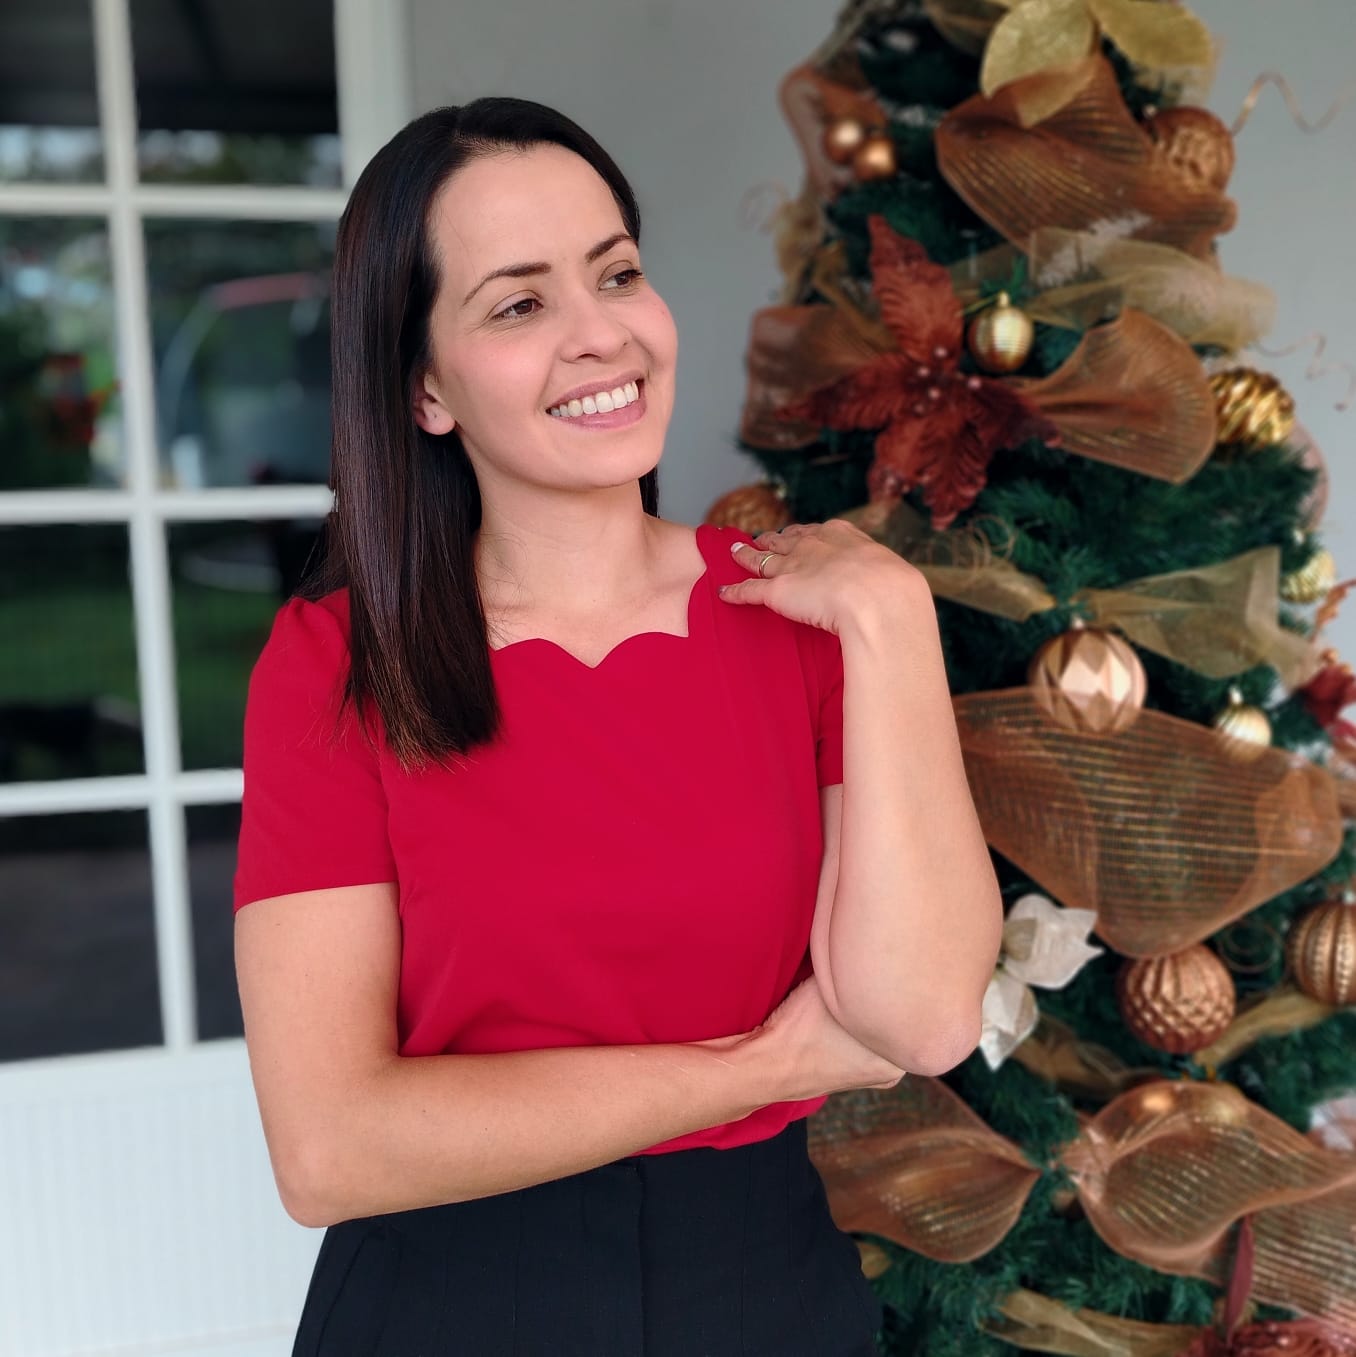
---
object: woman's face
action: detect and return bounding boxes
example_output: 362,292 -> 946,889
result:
415,143 -> 677,504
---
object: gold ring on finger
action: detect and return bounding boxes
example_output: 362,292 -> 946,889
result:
757,551 -> 776,578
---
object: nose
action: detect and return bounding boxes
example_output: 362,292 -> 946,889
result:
558,280 -> 631,360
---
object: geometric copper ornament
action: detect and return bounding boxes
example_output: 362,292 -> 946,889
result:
1116,946 -> 1237,1054
1028,623 -> 1147,735
953,688 -> 1344,956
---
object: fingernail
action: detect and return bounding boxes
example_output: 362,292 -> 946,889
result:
729,540 -> 744,553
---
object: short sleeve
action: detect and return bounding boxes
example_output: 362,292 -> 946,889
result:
798,623 -> 845,788
233,596 -> 397,911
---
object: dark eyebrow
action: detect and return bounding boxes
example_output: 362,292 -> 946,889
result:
461,231 -> 637,307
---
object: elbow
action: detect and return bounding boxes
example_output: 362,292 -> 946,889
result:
900,1014 -> 983,1076
273,1132 -> 352,1230
837,996 -> 983,1077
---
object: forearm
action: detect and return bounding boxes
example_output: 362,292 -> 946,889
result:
823,592 -> 1003,1071
289,1037 -> 780,1227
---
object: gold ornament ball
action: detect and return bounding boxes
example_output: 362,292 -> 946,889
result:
1280,547 -> 1337,604
1286,899 -> 1356,1006
1210,368 -> 1296,450
1028,623 -> 1147,734
823,117 -> 867,166
1146,105 -> 1236,192
967,292 -> 1034,374
856,1240 -> 892,1280
1116,945 -> 1237,1054
1211,687 -> 1271,762
703,482 -> 793,535
852,133 -> 897,182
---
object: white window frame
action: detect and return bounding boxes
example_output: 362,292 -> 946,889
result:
0,0 -> 411,1055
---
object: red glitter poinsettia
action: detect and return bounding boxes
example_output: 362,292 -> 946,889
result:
778,213 -> 1058,529
1298,652 -> 1356,755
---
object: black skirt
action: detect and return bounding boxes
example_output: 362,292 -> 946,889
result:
292,1115 -> 882,1356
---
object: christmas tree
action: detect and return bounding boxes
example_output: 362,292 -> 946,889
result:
710,2 -> 1356,1352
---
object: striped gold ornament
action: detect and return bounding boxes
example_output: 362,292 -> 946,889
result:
1212,686 -> 1271,761
1286,898 -> 1356,1007
1280,546 -> 1337,604
1210,367 -> 1296,450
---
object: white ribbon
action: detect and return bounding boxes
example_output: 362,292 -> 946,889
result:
980,892 -> 1104,1070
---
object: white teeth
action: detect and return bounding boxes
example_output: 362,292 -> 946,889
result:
549,380 -> 640,419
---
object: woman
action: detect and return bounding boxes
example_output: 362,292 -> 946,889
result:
233,98 -> 1002,1356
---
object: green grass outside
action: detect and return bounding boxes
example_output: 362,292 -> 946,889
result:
0,575 -> 279,781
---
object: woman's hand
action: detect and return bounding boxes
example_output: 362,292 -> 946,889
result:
695,975 -> 906,1104
719,518 -> 925,637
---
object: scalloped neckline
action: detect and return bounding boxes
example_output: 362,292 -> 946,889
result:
487,522 -> 715,672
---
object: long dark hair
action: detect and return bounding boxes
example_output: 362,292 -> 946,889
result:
303,99 -> 660,769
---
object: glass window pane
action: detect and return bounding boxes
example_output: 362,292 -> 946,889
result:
146,219 -> 335,489
0,524 -> 143,784
130,0 -> 340,187
0,1 -> 104,184
189,802 -> 242,1040
171,519 -> 322,770
0,810 -> 162,1062
0,216 -> 123,490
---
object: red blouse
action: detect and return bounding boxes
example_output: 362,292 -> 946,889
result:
233,521 -> 845,1154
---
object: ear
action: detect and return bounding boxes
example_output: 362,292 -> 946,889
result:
412,372 -> 456,436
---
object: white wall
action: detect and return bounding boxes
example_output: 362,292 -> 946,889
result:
407,0 -> 833,525
1194,0 -> 1356,662
408,0 -> 1356,658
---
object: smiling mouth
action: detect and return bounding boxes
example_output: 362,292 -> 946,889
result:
546,378 -> 647,426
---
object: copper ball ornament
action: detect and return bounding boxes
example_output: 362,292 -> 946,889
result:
1145,105 -> 1237,192
1116,945 -> 1237,1054
1210,367 -> 1296,450
1028,622 -> 1147,734
703,482 -> 793,535
852,133 -> 897,181
1286,898 -> 1356,1006
823,117 -> 868,166
966,291 -> 1034,374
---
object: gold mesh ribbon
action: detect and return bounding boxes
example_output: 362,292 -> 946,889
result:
849,499 -> 1320,689
1023,229 -> 1275,349
949,230 -> 1276,352
1063,1081 -> 1356,1329
935,55 -> 1236,260
1012,309 -> 1219,481
806,1079 -> 1042,1262
952,688 -> 1343,955
808,1078 -> 1356,1335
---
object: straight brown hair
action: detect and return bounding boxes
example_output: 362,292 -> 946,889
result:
303,99 -> 660,769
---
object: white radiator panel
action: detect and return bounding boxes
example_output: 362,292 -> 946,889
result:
0,1043 -> 317,1357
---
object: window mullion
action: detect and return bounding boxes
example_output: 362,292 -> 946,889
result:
93,0 -> 197,1051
